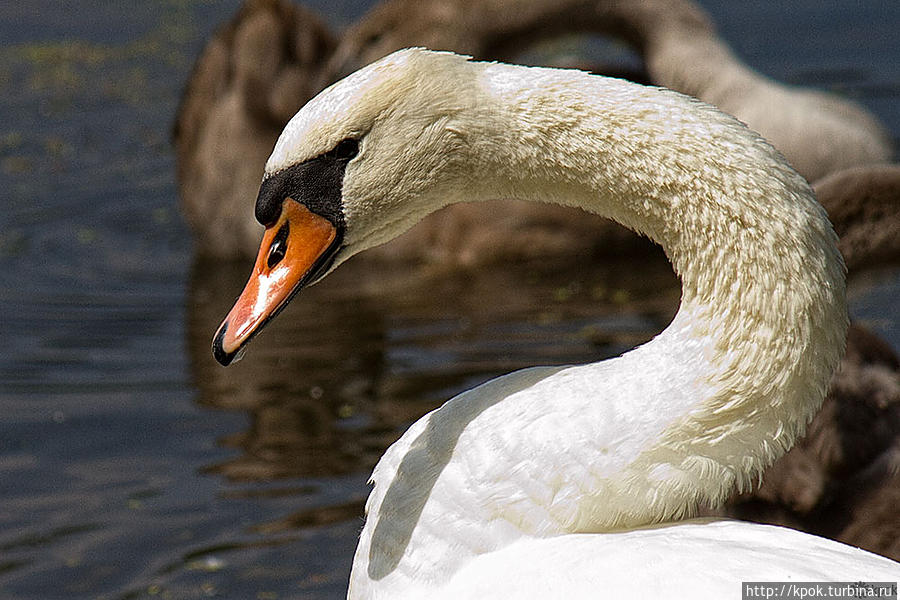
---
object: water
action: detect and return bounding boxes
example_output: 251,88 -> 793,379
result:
0,1 -> 898,598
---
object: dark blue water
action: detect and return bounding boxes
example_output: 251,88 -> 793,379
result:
0,2 -> 897,598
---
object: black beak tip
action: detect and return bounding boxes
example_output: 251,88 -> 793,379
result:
212,322 -> 236,367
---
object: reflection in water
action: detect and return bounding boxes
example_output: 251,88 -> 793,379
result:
187,244 -> 900,579
186,245 -> 677,520
187,257 -> 390,481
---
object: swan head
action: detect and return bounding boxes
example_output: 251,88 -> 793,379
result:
213,49 -> 479,365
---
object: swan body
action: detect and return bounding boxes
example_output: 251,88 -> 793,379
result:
213,49 -> 900,597
437,519 -> 894,598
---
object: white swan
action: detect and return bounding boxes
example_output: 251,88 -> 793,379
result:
212,49 -> 900,596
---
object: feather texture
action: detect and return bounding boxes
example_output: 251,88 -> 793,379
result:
256,50 -> 899,598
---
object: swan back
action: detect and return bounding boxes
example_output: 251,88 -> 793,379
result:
439,519 -> 900,598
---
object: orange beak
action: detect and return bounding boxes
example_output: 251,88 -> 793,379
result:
212,200 -> 339,365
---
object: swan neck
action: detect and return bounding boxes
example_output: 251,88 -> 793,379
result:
349,58 -> 848,598
464,62 -> 847,464
469,63 -> 841,313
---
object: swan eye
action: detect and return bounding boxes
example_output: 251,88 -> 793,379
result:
267,221 -> 290,268
331,138 -> 359,161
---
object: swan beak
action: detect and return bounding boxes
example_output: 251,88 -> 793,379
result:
212,200 -> 339,366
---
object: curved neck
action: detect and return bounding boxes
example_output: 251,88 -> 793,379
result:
473,59 -> 847,443
470,59 -> 845,460
351,62 -> 847,597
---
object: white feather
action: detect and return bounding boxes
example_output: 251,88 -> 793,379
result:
263,49 -> 899,598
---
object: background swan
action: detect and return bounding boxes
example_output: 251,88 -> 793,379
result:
212,49 -> 900,595
175,0 -> 893,259
813,164 -> 900,272
175,0 -> 336,258
588,0 -> 892,183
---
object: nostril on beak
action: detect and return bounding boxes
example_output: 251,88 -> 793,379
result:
267,222 -> 290,268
